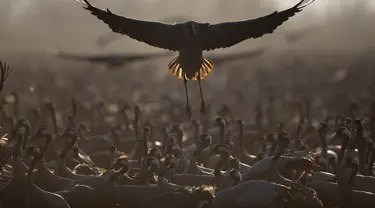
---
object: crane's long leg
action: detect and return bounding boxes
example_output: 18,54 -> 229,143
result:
183,75 -> 191,118
197,76 -> 206,115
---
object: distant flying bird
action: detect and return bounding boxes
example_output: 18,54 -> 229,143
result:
47,48 -> 172,68
78,0 -> 315,118
48,47 -> 264,69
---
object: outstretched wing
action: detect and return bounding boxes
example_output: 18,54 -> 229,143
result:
203,0 -> 314,51
79,0 -> 184,51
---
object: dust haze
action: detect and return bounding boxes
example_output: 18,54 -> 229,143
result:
0,0 -> 375,125
1,0 -> 375,54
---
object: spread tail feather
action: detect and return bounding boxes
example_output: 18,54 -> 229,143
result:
168,57 -> 183,79
168,57 -> 213,80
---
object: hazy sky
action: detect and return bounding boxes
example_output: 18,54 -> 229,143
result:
1,0 -> 374,54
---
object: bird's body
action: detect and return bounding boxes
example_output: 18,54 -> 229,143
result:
156,21 -> 214,80
78,0 -> 315,117
177,47 -> 203,80
169,47 -> 212,80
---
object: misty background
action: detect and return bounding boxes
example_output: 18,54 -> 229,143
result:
1,0 -> 375,54
0,0 -> 375,124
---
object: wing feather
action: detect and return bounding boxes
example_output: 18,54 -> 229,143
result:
204,0 -> 314,51
80,0 -> 183,51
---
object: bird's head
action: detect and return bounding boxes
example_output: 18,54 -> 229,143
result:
214,117 -> 226,127
187,21 -> 198,36
186,21 -> 208,36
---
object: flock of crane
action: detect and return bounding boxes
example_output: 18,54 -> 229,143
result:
1,54 -> 375,207
1,0 -> 375,207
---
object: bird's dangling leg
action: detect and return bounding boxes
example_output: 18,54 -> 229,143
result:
197,76 -> 206,115
183,76 -> 191,118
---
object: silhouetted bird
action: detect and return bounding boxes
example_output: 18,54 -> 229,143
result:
78,0 -> 315,118
47,48 -> 172,68
49,47 -> 264,70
